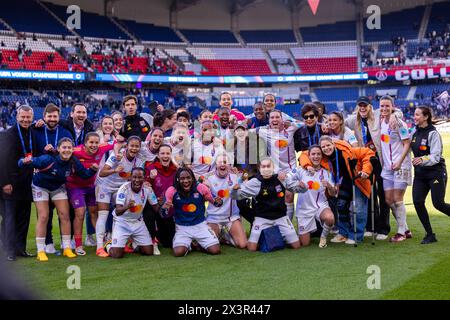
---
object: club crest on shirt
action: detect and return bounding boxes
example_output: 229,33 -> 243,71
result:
140,121 -> 146,127
118,193 -> 125,199
421,139 -> 427,145
193,193 -> 200,198
275,185 -> 282,193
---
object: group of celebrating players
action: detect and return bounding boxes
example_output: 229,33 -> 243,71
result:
1,91 -> 449,262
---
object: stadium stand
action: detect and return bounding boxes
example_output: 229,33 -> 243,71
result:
180,29 -> 237,44
291,43 -> 358,74
363,6 -> 424,42
426,1 -> 450,35
187,47 -> 272,75
117,19 -> 183,43
240,30 -> 297,44
300,21 -> 356,42
0,0 -> 70,35
42,2 -> 129,39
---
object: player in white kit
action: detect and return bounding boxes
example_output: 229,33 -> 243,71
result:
286,145 -> 336,248
379,96 -> 412,242
191,121 -> 224,179
108,167 -> 160,258
95,136 -> 145,257
254,110 -> 302,220
204,154 -> 247,249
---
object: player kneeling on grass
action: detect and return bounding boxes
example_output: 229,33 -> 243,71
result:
286,145 -> 336,248
300,136 -> 374,244
162,167 -> 223,257
108,167 -> 160,259
18,138 -> 98,262
230,158 -> 301,251
204,154 -> 248,249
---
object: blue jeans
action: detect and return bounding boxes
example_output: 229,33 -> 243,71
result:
336,187 -> 368,242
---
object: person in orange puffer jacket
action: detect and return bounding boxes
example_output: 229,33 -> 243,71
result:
298,136 -> 375,244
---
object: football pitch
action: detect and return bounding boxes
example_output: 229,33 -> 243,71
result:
11,134 -> 450,300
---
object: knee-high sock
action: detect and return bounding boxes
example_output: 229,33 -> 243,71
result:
394,201 -> 407,235
61,235 -> 71,249
286,203 -> 294,221
36,237 -> 45,252
96,210 -> 109,250
321,223 -> 332,238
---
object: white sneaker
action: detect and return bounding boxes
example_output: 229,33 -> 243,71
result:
319,237 -> 327,248
330,235 -> 348,243
84,234 -> 96,247
45,243 -> 57,254
364,231 -> 375,237
345,239 -> 356,245
376,234 -> 389,241
75,246 -> 86,256
330,227 -> 339,235
153,243 -> 161,256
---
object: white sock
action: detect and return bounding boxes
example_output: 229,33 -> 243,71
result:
389,203 -> 398,224
36,237 -> 45,252
62,235 -> 71,249
286,203 -> 294,221
96,210 -> 109,250
321,223 -> 332,238
395,202 -> 407,235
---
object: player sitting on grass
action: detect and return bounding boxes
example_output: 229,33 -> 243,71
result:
108,167 -> 160,259
162,167 -> 223,257
231,158 -> 301,251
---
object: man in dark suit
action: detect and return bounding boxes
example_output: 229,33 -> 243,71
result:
0,105 -> 34,261
59,103 -> 94,146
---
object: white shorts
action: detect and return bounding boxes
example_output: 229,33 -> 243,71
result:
173,221 -> 219,250
249,216 -> 298,244
32,184 -> 67,202
111,217 -> 152,248
296,206 -> 328,235
95,184 -> 118,204
206,214 -> 240,229
381,168 -> 412,190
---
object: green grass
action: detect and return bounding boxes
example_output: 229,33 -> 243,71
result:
11,134 -> 450,300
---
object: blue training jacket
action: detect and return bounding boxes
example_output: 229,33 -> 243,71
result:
32,125 -> 73,157
18,154 -> 96,191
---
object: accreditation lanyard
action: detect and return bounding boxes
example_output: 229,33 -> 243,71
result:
17,123 -> 32,157
361,120 -> 368,145
328,149 -> 340,184
45,125 -> 59,147
308,124 -> 320,146
75,128 -> 84,146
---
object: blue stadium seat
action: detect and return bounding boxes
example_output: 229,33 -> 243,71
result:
119,19 -> 182,42
240,30 -> 296,43
314,87 -> 359,102
181,29 -> 237,43
43,2 -> 129,39
300,21 -> 356,42
364,6 -> 424,41
1,0 -> 70,35
427,2 -> 450,34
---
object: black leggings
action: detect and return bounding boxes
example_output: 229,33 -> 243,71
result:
413,172 -> 450,235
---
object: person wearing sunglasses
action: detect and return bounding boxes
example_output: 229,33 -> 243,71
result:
294,103 -> 326,153
345,96 -> 402,241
